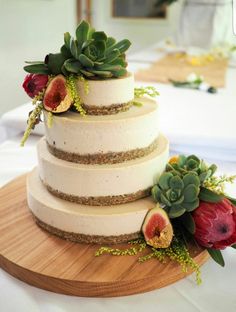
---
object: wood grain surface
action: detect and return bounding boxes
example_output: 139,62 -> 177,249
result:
0,175 -> 209,297
135,54 -> 227,87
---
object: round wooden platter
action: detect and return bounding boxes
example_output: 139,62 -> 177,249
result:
0,174 -> 209,298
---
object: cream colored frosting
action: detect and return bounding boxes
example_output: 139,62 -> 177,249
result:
37,135 -> 169,198
27,169 -> 155,236
44,97 -> 159,155
77,72 -> 134,107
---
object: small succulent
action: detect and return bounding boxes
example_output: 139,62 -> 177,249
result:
24,20 -> 131,79
167,155 -> 217,184
152,172 -> 200,218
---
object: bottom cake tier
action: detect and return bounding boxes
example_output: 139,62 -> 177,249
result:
27,168 -> 155,244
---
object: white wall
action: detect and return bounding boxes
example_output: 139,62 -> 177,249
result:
91,0 -> 183,53
0,0 -> 77,115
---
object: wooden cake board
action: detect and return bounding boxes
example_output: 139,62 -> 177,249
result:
0,175 -> 209,297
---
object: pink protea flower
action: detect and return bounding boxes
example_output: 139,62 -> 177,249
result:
192,199 -> 236,249
22,74 -> 48,98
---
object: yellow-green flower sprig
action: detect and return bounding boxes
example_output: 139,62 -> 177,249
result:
95,236 -> 201,285
203,174 -> 236,195
78,75 -> 89,95
47,111 -> 53,128
134,86 -> 159,98
67,75 -> 86,116
20,103 -> 43,146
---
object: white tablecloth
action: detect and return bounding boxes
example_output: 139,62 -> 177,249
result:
0,134 -> 236,312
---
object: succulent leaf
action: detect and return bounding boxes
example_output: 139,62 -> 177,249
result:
183,184 -> 199,202
181,198 -> 199,211
169,205 -> 186,218
24,64 -> 49,75
92,31 -> 107,41
64,32 -> 71,50
158,172 -> 173,191
169,175 -> 184,190
183,173 -> 200,187
79,54 -> 94,67
70,38 -> 79,59
106,37 -> 116,48
76,20 -> 90,51
64,59 -> 82,73
47,53 -> 67,75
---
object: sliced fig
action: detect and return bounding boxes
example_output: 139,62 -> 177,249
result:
142,204 -> 173,248
43,75 -> 72,113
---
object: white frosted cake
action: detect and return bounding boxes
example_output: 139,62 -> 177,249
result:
26,73 -> 169,244
23,21 -> 169,244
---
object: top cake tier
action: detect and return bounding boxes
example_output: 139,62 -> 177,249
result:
77,72 -> 134,115
44,97 -> 159,165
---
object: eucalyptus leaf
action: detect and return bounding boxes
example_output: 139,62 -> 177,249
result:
207,248 -> 225,267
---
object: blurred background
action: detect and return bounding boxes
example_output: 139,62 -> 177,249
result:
0,0 -> 235,116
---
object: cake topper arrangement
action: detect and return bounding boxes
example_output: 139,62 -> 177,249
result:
21,20 -> 236,287
21,20 -> 158,146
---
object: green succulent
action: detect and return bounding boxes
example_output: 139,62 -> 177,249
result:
167,155 -> 217,184
24,20 -> 131,79
152,172 -> 200,218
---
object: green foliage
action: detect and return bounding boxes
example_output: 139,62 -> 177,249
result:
167,155 -> 217,184
66,75 -> 86,116
199,187 -> 224,203
207,248 -> 225,267
95,236 -> 201,285
24,20 -> 131,79
134,86 -> 159,98
20,103 -> 43,146
152,172 -> 200,218
203,174 -> 236,195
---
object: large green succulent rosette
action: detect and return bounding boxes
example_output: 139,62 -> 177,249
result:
24,20 -> 131,79
152,155 -> 220,222
152,172 -> 200,218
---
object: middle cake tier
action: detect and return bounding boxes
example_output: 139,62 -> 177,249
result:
38,135 -> 169,206
44,97 -> 159,164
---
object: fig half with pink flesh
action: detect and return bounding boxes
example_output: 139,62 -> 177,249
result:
43,75 -> 72,113
142,204 -> 173,248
